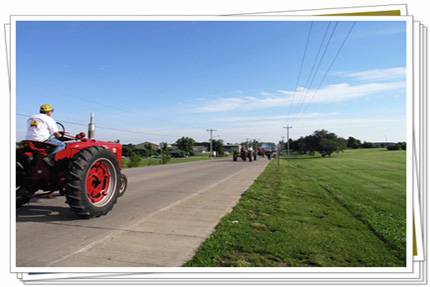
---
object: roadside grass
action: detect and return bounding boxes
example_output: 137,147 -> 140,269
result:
184,148 -> 407,267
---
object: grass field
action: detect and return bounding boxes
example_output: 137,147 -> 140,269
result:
184,148 -> 407,267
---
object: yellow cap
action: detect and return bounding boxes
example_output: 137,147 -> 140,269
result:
40,104 -> 54,113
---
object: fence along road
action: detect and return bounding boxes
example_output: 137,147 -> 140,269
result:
16,157 -> 270,268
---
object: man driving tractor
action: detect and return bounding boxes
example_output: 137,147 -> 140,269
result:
25,104 -> 66,166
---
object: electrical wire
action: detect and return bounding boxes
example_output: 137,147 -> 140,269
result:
16,113 -> 178,138
18,81 -> 207,130
292,21 -> 357,126
285,21 -> 313,124
289,21 -> 338,125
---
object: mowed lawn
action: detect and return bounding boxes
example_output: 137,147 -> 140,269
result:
185,148 -> 407,267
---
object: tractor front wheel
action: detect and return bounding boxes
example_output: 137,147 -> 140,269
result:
233,152 -> 238,161
119,174 -> 127,197
65,146 -> 120,218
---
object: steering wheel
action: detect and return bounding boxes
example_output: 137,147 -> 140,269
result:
56,122 -> 65,140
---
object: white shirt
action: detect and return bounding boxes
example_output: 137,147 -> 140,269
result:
25,113 -> 59,141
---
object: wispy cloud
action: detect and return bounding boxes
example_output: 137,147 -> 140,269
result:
195,80 -> 405,113
351,25 -> 406,39
333,67 -> 406,82
221,112 -> 340,123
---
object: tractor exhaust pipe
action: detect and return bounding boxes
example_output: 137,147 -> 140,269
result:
88,112 -> 95,140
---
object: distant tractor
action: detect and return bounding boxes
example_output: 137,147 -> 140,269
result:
16,114 -> 127,219
233,145 -> 257,162
257,143 -> 277,158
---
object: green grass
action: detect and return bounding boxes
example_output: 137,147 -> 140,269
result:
184,148 -> 407,267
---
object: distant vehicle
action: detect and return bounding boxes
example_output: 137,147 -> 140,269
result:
233,145 -> 257,162
257,143 -> 276,158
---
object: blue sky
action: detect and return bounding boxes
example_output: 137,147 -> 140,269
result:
15,19 -> 408,145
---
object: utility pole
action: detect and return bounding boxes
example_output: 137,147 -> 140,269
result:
284,126 -> 293,158
160,142 -> 164,165
207,129 -> 217,159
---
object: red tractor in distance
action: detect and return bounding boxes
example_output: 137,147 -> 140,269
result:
16,114 -> 127,219
233,145 -> 257,162
257,143 -> 277,158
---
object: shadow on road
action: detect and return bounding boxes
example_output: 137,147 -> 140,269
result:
16,205 -> 81,222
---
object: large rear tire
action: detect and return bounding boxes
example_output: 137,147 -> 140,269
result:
16,154 -> 33,207
65,146 -> 120,218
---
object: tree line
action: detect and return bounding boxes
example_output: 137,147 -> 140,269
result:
286,130 -> 406,158
287,130 -> 347,157
121,136 -> 227,167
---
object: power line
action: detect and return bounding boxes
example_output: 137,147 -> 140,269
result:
18,81 -> 206,130
16,113 -> 178,138
289,21 -> 338,125
292,21 -> 357,126
287,22 -> 333,124
286,21 -> 314,123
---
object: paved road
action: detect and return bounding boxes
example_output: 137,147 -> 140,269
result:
15,157 -> 270,269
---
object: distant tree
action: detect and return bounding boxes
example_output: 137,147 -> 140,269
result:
335,137 -> 347,154
122,144 -> 135,157
291,130 -> 347,157
351,142 -> 360,149
176,137 -> 195,156
294,137 -> 308,154
319,138 -> 339,157
347,136 -> 362,148
347,136 -> 356,148
304,134 -> 319,156
211,139 -> 225,156
160,143 -> 171,164
387,144 -> 401,151
398,142 -> 407,150
362,141 -> 376,148
143,143 -> 157,157
128,152 -> 141,168
286,138 -> 294,152
307,130 -> 347,157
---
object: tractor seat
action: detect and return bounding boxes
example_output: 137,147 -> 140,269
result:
22,140 -> 57,151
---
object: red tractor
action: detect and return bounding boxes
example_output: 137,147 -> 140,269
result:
233,145 -> 257,162
16,114 -> 127,219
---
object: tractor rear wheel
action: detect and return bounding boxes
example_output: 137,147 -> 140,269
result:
16,157 -> 33,207
65,146 -> 120,218
16,186 -> 33,207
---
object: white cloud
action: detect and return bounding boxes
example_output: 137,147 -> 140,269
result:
335,67 -> 406,82
221,112 -> 340,123
195,80 -> 405,113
